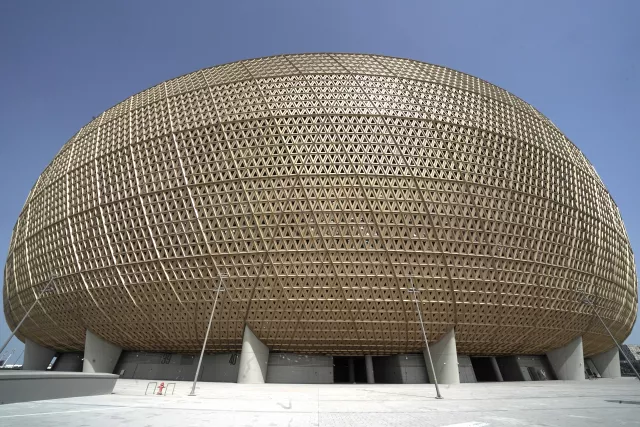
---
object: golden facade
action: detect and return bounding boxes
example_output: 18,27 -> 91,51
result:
3,54 -> 636,356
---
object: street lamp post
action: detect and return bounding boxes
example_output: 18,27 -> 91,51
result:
0,275 -> 57,355
407,277 -> 443,399
579,289 -> 640,381
189,272 -> 228,396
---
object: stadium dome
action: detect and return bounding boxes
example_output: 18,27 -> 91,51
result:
3,54 -> 636,364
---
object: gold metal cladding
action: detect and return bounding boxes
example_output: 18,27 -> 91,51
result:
3,53 -> 637,357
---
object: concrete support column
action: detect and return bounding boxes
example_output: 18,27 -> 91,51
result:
237,325 -> 269,384
83,329 -> 122,374
347,357 -> 355,383
490,356 -> 504,382
591,346 -> 621,379
365,355 -> 375,384
546,336 -> 585,381
23,338 -> 56,370
424,328 -> 460,384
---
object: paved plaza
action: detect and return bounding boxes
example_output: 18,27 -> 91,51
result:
0,378 -> 638,426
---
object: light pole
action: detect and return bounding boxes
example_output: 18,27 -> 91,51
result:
189,271 -> 228,396
407,277 -> 443,399
578,289 -> 640,381
0,275 -> 57,355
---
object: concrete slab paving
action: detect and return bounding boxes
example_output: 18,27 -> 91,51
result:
0,377 -> 638,426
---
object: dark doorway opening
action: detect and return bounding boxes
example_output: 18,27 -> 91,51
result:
333,356 -> 367,383
470,357 -> 500,382
333,357 -> 350,383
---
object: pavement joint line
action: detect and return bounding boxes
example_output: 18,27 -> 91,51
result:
0,405 -> 630,415
350,389 -> 640,400
0,407 -> 130,419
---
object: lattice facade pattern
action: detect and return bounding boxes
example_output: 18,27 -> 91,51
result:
3,54 -> 637,357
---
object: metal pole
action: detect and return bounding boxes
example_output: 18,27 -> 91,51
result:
1,349 -> 15,368
0,276 -> 57,355
584,296 -> 640,381
408,277 -> 443,399
189,273 -> 227,396
15,349 -> 25,367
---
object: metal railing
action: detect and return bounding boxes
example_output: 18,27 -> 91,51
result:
144,382 -> 157,395
163,382 -> 176,395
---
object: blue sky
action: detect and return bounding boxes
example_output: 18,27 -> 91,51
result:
1,0 -> 639,362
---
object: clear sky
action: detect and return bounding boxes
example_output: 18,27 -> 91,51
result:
1,0 -> 639,363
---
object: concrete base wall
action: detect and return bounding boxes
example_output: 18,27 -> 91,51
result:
425,328 -> 460,384
109,347 -> 596,385
0,371 -> 117,404
266,353 -> 333,383
114,352 -> 239,382
23,339 -> 55,370
497,356 -> 524,381
547,336 -> 585,381
516,355 -> 555,381
83,330 -> 122,374
237,325 -> 269,384
496,356 -> 555,381
373,354 -> 429,384
52,352 -> 84,372
457,355 -> 477,383
372,355 -> 401,383
591,346 -> 621,379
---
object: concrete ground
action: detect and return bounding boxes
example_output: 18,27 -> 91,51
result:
0,378 -> 638,426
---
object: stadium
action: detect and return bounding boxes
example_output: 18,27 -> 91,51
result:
3,53 -> 636,384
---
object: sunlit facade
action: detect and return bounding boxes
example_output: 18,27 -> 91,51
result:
4,54 -> 636,363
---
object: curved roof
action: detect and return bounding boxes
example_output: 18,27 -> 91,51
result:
4,53 -> 636,356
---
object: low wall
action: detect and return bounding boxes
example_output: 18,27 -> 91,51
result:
0,371 -> 118,404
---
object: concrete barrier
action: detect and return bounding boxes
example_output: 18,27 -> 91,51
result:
0,371 -> 118,404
